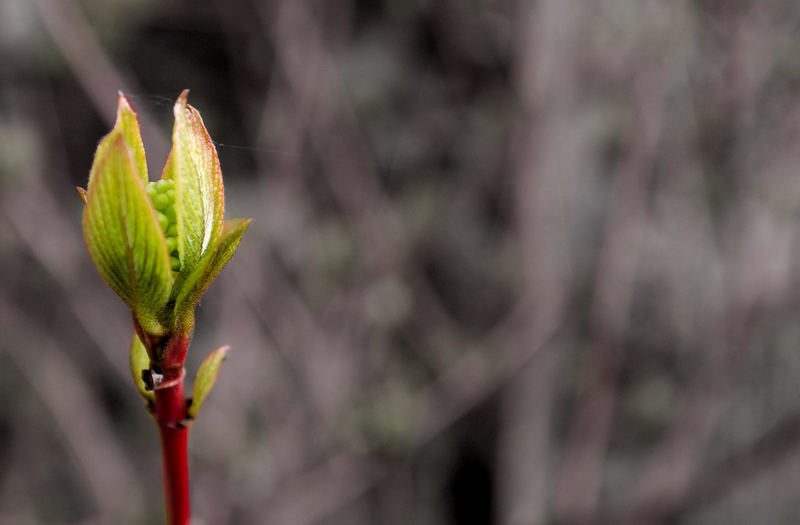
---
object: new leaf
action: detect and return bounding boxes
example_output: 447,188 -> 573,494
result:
188,346 -> 230,419
164,90 -> 225,273
82,131 -> 174,335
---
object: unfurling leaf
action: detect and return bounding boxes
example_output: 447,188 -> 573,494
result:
163,90 -> 225,273
82,130 -> 173,335
188,345 -> 230,419
173,218 -> 252,330
129,333 -> 155,403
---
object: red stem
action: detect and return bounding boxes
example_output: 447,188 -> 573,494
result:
154,370 -> 190,525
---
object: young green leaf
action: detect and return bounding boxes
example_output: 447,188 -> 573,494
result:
163,90 -> 225,273
173,218 -> 251,330
82,132 -> 174,335
115,93 -> 148,184
187,345 -> 230,419
129,333 -> 155,403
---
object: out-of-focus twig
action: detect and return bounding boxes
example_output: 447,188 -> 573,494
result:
497,0 -> 579,521
263,0 -> 402,275
32,0 -> 168,164
678,408 -> 800,518
554,63 -> 667,524
599,406 -> 800,525
0,298 -> 141,520
261,454 -> 385,525
618,8 -> 788,523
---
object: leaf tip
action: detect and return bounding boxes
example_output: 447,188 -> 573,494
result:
174,89 -> 190,115
116,92 -> 136,120
225,217 -> 253,234
76,186 -> 88,204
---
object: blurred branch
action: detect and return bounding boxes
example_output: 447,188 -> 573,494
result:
495,0 -> 582,520
618,300 -> 774,525
32,0 -> 168,163
619,8 -> 791,522
237,242 -> 355,427
264,0 -> 402,274
411,314 -> 562,449
554,62 -> 666,525
599,390 -> 800,525
263,454 -> 385,525
251,316 -> 563,525
676,408 -> 800,518
0,297 -> 141,520
32,0 -> 123,123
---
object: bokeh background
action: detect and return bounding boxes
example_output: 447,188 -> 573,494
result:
4,0 -> 800,524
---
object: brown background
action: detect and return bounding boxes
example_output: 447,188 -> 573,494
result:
2,0 -> 800,524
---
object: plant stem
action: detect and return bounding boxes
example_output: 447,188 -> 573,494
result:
154,369 -> 190,525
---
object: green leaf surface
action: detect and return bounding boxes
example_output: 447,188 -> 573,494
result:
129,333 -> 154,403
115,93 -> 148,184
82,132 -> 173,335
188,345 -> 230,419
163,90 -> 224,273
173,218 -> 251,329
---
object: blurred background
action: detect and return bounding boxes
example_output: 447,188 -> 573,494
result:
3,0 -> 800,523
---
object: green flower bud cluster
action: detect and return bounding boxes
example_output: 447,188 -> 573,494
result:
146,179 -> 180,271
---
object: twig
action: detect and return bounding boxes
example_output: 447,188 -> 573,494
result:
154,369 -> 190,525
